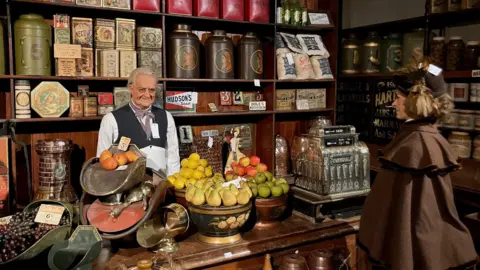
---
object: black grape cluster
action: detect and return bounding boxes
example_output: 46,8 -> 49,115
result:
0,206 -> 70,262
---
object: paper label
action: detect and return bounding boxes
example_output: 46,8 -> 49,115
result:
296,100 -> 310,110
428,64 -> 442,76
208,136 -> 213,148
118,136 -> 131,151
308,13 -> 330,25
151,123 -> 160,139
249,101 -> 266,111
286,53 -> 294,65
201,130 -> 219,137
254,79 -> 260,87
208,103 -> 218,112
54,44 -> 82,59
221,178 -> 243,188
472,70 -> 480,77
116,165 -> 128,171
34,204 -> 65,225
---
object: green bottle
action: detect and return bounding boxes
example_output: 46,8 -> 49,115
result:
282,0 -> 291,24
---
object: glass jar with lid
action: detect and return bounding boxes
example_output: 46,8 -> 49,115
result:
430,37 -> 446,69
446,36 -> 465,71
464,41 -> 480,70
308,116 -> 332,136
448,131 -> 471,159
362,32 -> 381,73
342,33 -> 361,74
457,110 -> 475,131
442,109 -> 459,128
275,134 -> 289,177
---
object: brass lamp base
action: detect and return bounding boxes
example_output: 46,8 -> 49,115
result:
196,233 -> 242,245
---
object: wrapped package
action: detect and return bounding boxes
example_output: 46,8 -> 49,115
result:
221,0 -> 244,20
245,0 -> 270,22
294,53 -> 315,79
194,0 -> 219,18
311,55 -> 334,79
277,52 -> 297,80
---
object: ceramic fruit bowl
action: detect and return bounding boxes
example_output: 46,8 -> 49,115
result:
188,201 -> 252,245
254,194 -> 288,230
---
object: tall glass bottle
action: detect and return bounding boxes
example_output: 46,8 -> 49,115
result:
301,0 -> 308,26
282,0 -> 291,24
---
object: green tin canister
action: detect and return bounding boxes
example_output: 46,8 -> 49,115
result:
14,14 -> 52,75
381,33 -> 403,72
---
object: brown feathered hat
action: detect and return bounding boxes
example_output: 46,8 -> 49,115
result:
393,65 -> 447,98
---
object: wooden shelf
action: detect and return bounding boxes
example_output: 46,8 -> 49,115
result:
275,108 -> 334,114
276,78 -> 336,83
339,70 -> 480,80
165,13 -> 275,30
165,78 -> 275,83
275,23 -> 335,32
11,116 -> 103,122
10,75 -> 129,81
172,111 -> 274,118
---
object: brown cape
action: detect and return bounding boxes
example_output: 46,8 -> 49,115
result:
358,120 -> 478,270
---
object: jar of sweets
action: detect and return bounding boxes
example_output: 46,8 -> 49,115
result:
446,37 -> 465,71
457,110 -> 475,131
448,131 -> 471,159
430,37 -> 446,69
464,41 -> 480,70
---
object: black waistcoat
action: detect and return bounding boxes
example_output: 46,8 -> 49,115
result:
112,105 -> 167,149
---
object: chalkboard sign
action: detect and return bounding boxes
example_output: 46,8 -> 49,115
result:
336,82 -> 372,140
372,80 -> 402,142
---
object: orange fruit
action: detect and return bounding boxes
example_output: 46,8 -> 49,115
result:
125,151 -> 139,163
99,150 -> 113,162
101,157 -> 118,171
113,152 -> 128,166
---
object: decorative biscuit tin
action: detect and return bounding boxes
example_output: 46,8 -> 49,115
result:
114,87 -> 130,108
276,89 -> 296,110
98,104 -> 115,115
31,82 -> 70,118
98,92 -> 114,105
137,27 -> 162,49
83,96 -> 98,116
76,0 -> 102,7
76,48 -> 94,77
70,96 -> 84,117
296,89 -> 326,109
99,49 -> 119,77
138,49 -> 162,78
115,18 -> 136,49
56,59 -> 76,76
15,80 -> 31,119
78,85 -> 89,96
103,0 -> 131,9
119,50 -> 137,77
94,18 -> 115,49
72,17 -> 93,48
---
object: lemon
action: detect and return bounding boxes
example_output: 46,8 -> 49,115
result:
193,170 -> 204,180
174,178 -> 185,189
167,176 -> 176,185
205,166 -> 213,177
181,158 -> 189,168
199,159 -> 208,167
174,173 -> 181,179
180,168 -> 194,179
189,153 -> 201,161
187,160 -> 199,170
196,165 -> 205,172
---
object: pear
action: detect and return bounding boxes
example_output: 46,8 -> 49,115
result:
204,186 -> 214,198
240,181 -> 248,189
248,182 -> 257,188
219,187 -> 228,198
221,190 -> 237,207
195,181 -> 204,189
230,184 -> 240,196
264,171 -> 273,182
206,190 -> 222,207
192,188 -> 206,206
241,185 -> 253,199
251,187 -> 258,197
185,185 -> 196,202
237,190 -> 250,205
276,178 -> 288,185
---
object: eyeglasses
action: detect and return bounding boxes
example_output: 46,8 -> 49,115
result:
136,87 -> 156,94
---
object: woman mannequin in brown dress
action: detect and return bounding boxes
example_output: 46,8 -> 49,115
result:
358,61 -> 478,270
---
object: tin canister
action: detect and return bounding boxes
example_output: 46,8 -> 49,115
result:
84,96 -> 97,116
98,92 -> 114,105
98,104 -> 114,116
205,30 -> 234,79
237,32 -> 263,79
69,96 -> 84,117
167,24 -> 200,79
14,14 -> 52,75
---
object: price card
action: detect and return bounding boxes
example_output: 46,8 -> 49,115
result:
254,79 -> 261,87
286,53 -> 294,65
118,136 -> 131,151
116,165 -> 128,171
34,204 -> 65,225
308,13 -> 330,25
201,130 -> 219,137
54,44 -> 82,59
178,126 -> 193,144
221,178 -> 244,188
472,70 -> 480,77
208,136 -> 213,148
249,101 -> 266,111
224,252 -> 233,258
296,100 -> 309,110
208,103 -> 218,112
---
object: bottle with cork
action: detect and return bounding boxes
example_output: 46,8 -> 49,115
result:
263,254 -> 273,270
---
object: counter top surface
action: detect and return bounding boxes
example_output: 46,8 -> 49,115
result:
101,215 -> 360,269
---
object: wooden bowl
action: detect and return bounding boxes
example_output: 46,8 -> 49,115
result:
254,194 -> 288,230
188,201 -> 252,245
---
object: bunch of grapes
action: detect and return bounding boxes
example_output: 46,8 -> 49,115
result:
0,206 -> 70,263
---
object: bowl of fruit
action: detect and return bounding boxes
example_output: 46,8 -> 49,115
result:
247,171 -> 290,230
185,180 -> 253,245
167,153 -> 224,208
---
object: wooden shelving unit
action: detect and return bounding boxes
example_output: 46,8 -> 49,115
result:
0,0 -> 339,208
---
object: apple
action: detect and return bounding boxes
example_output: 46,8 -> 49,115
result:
239,157 -> 250,167
225,171 -> 234,181
250,156 -> 261,166
231,162 -> 238,168
236,166 -> 246,176
256,163 -> 268,172
246,167 -> 258,177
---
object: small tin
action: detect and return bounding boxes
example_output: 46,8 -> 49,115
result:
276,89 -> 296,110
78,85 -> 89,96
54,14 -> 70,29
114,87 -> 130,108
70,97 -> 84,117
15,80 -> 31,119
72,17 -> 93,48
54,28 -> 71,44
76,48 -> 94,77
98,92 -> 114,105
84,96 -> 98,116
137,27 -> 162,49
220,91 -> 232,105
138,49 -> 162,78
76,0 -> 102,7
94,18 -> 115,49
98,104 -> 115,115
99,49 -> 119,77
119,50 -> 137,77
103,0 -> 131,9
115,18 -> 136,49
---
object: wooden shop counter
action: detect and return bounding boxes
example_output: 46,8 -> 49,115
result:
98,215 -> 361,270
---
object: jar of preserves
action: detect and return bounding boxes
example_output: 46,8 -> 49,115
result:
341,33 -> 360,74
430,37 -> 446,69
450,83 -> 469,102
442,110 -> 459,128
382,33 -> 403,72
464,41 -> 480,70
362,32 -> 381,73
448,131 -> 471,159
167,24 -> 201,79
431,0 -> 448,13
14,14 -> 52,75
457,110 -> 475,130
403,29 -> 425,69
446,36 -> 465,71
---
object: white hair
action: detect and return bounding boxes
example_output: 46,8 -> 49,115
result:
127,67 -> 158,86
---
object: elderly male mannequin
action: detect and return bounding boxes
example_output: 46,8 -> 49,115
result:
96,67 -> 180,176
